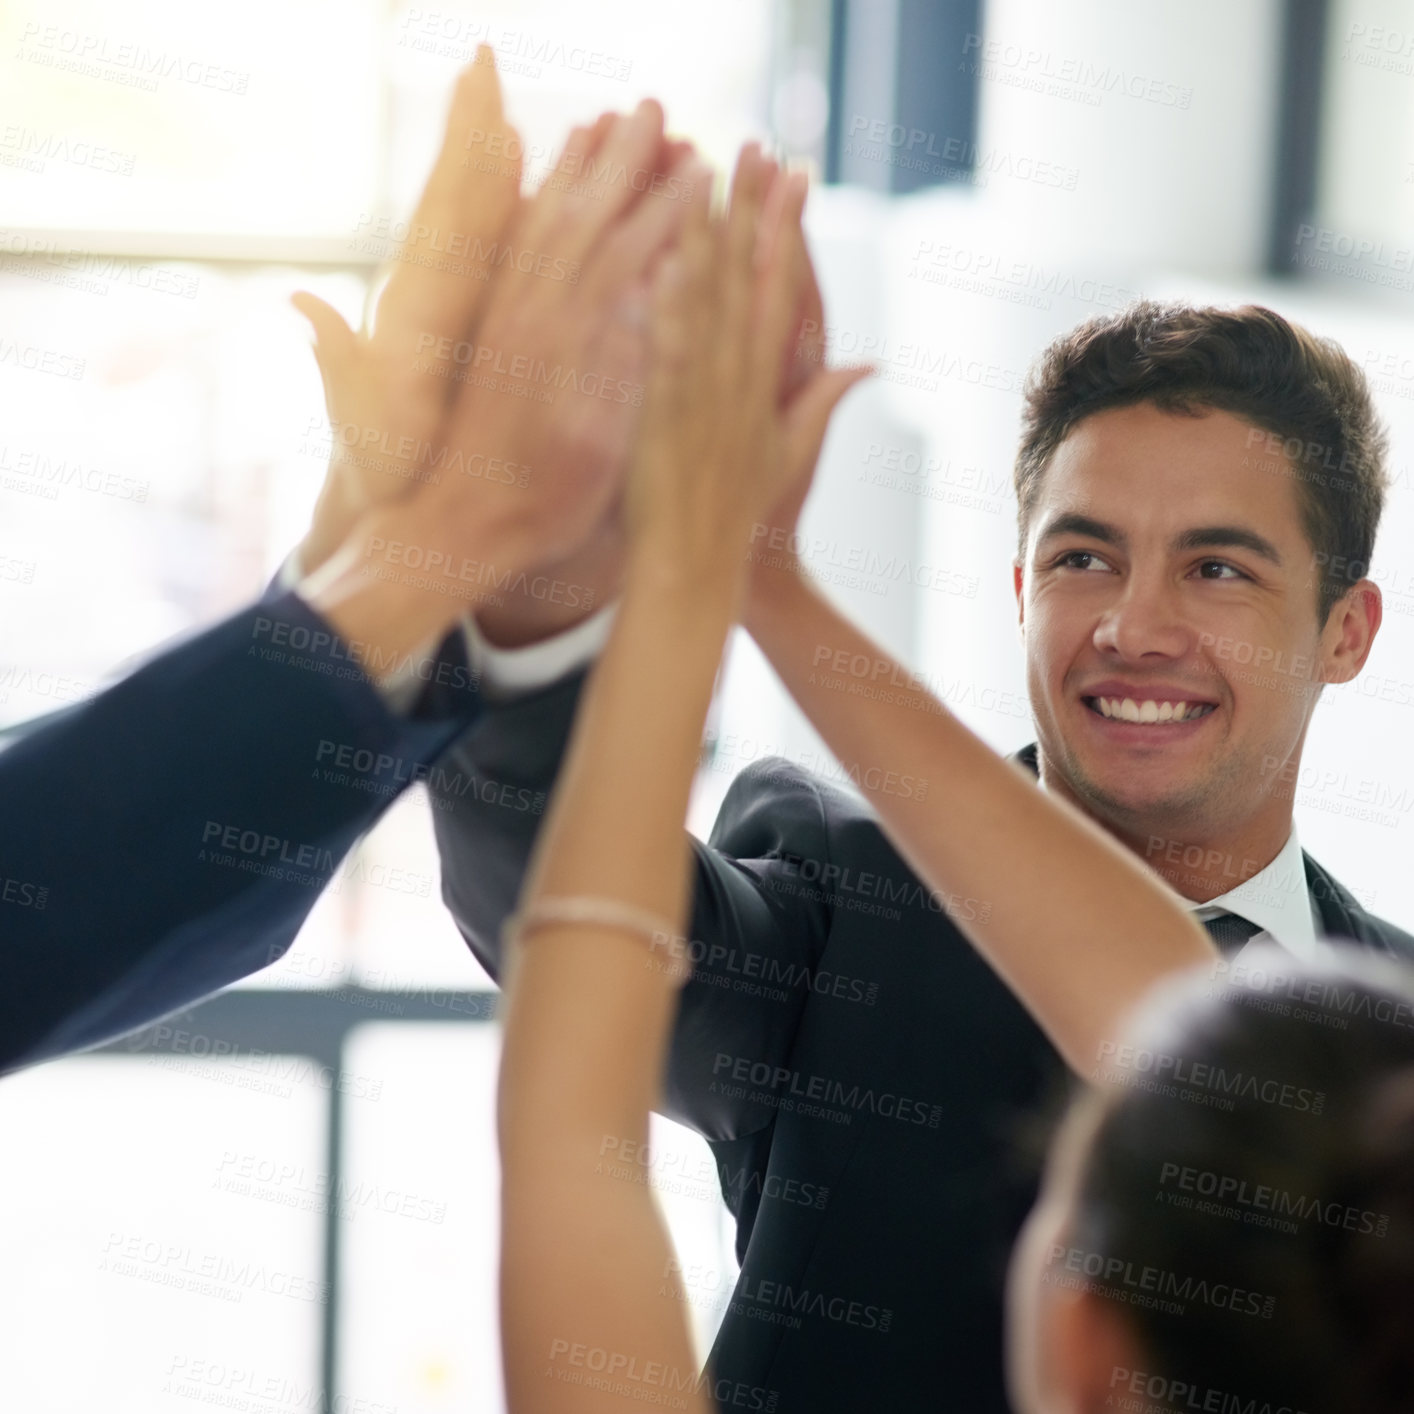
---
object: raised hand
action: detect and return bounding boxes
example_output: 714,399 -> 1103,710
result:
292,45 -> 525,574
428,102 -> 704,579
626,145 -> 869,602
301,95 -> 711,654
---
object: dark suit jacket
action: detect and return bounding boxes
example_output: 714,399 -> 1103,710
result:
429,668 -> 1414,1414
0,590 -> 483,1075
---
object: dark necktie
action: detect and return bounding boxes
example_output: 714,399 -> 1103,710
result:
1203,912 -> 1263,956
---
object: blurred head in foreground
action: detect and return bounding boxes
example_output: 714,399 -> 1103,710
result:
1007,946 -> 1414,1414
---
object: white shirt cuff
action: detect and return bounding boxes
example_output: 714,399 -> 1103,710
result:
283,544 -> 616,708
462,601 -> 617,700
276,547 -> 305,592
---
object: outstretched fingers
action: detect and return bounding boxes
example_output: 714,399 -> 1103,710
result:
290,291 -> 358,389
751,170 -> 810,405
718,144 -> 773,368
784,364 -> 874,472
430,46 -> 516,199
576,147 -> 708,314
647,170 -> 715,387
393,46 -> 520,285
518,100 -> 667,268
375,46 -> 525,389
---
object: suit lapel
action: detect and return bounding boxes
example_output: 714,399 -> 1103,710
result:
1012,742 -> 1040,777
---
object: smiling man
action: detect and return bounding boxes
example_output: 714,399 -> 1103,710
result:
429,299 -> 1414,1412
1013,305 -> 1389,929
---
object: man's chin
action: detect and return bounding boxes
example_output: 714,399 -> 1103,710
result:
1063,759 -> 1214,833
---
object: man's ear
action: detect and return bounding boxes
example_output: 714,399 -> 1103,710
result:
1319,579 -> 1382,685
1014,559 -> 1026,637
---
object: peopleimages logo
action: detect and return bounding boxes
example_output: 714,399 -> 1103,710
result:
959,33 -> 1193,108
412,334 -> 643,405
664,1260 -> 892,1334
648,931 -> 879,1007
545,1340 -> 779,1411
1108,1366 -> 1307,1414
1157,1162 -> 1389,1237
0,443 -> 149,501
396,12 -> 633,84
0,337 -> 84,379
842,116 -> 1081,190
164,1358 -> 398,1414
710,1053 -> 943,1128
1094,1040 -> 1325,1115
15,22 -> 250,94
1045,1243 -> 1276,1319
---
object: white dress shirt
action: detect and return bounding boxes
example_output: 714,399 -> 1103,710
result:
1184,826 -> 1325,961
459,600 -> 615,700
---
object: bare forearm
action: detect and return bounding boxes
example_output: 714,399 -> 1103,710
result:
746,565 -> 1214,1074
499,556 -> 736,1145
497,150 -> 816,1413
495,557 -> 731,1414
530,562 -> 731,907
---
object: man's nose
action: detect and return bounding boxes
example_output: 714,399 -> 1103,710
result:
1092,577 -> 1192,659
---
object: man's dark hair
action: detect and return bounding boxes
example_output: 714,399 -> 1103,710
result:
1014,301 -> 1389,623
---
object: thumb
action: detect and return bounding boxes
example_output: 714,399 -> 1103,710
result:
291,291 -> 359,389
781,363 -> 873,481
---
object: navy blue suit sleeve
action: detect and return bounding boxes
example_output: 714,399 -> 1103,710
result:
0,591 -> 483,1075
429,668 -> 834,1144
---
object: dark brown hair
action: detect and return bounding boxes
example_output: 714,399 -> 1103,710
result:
1068,949 -> 1414,1414
1014,301 -> 1390,623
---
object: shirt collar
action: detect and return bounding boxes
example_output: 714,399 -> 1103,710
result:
1033,763 -> 1321,960
1185,826 -> 1322,962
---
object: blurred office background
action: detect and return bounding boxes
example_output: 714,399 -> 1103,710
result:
4,0 -> 1414,1409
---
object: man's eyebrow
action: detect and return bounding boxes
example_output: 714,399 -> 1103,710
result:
1033,513 -> 1127,551
1172,525 -> 1284,566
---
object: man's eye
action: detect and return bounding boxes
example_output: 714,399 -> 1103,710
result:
1195,560 -> 1246,580
1056,550 -> 1112,572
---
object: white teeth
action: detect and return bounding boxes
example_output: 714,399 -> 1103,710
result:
1091,696 -> 1213,723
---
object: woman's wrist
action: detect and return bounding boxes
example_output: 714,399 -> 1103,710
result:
743,547 -> 810,640
624,539 -> 746,623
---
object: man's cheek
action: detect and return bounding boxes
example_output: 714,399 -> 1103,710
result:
1020,601 -> 1075,700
